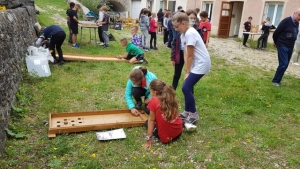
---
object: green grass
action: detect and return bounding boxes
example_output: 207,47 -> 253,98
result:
1,1 -> 300,168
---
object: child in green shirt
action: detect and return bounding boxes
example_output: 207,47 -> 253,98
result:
117,38 -> 148,64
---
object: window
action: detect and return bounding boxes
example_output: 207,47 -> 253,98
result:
263,2 -> 284,27
202,1 -> 213,21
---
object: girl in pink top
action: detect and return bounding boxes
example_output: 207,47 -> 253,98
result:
149,12 -> 158,50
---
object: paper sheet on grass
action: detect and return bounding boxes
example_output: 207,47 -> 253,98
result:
96,128 -> 126,141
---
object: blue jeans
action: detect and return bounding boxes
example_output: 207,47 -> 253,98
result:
272,46 -> 293,83
182,73 -> 204,113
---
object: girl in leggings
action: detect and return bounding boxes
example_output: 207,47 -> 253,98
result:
172,12 -> 211,124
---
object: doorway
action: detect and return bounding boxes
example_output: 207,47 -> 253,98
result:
218,2 -> 233,38
218,1 -> 244,38
229,2 -> 243,37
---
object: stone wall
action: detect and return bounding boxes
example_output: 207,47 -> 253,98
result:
0,6 -> 36,154
0,0 -> 34,9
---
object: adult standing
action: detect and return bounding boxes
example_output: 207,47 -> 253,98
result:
243,16 -> 252,47
272,9 -> 300,86
291,25 -> 300,65
36,25 -> 66,65
125,66 -> 157,116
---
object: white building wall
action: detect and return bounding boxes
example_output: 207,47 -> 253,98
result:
175,0 -> 187,11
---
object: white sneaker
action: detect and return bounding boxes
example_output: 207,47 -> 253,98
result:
292,62 -> 300,66
99,42 -> 105,46
184,122 -> 197,131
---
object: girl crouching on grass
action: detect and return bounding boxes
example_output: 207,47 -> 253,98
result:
142,79 -> 182,148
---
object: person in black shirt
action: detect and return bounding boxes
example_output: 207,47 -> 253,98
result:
243,16 -> 252,47
157,8 -> 164,33
272,8 -> 300,87
36,25 -> 66,65
69,4 -> 81,48
256,17 -> 276,50
66,2 -> 75,43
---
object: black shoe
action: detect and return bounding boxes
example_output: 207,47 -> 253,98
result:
255,47 -> 261,50
243,44 -> 248,47
59,60 -> 65,66
103,45 -> 109,48
153,47 -> 158,50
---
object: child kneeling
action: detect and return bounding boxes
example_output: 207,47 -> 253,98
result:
117,38 -> 147,64
142,79 -> 182,148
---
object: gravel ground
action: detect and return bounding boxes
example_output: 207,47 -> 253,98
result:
209,37 -> 300,78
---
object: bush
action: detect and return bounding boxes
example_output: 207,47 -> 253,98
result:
79,0 -> 112,14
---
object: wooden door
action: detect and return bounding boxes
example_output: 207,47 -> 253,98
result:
218,2 -> 233,38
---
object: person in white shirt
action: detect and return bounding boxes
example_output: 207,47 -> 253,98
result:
172,12 -> 211,124
96,4 -> 104,45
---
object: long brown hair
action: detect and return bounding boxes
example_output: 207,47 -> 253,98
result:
150,79 -> 178,121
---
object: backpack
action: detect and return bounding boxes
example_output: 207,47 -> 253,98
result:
86,11 -> 98,19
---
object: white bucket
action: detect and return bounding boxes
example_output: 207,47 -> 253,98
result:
26,46 -> 52,77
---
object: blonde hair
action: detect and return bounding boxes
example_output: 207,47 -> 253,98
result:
129,66 -> 148,82
131,26 -> 138,31
151,12 -> 156,18
172,12 -> 189,23
101,6 -> 108,12
150,79 -> 178,121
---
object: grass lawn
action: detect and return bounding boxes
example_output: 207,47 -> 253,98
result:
1,1 -> 300,168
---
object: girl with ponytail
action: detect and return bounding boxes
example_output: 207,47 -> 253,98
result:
125,66 -> 157,116
142,79 -> 182,148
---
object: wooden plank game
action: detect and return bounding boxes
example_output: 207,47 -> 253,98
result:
58,53 -> 127,62
48,109 -> 148,138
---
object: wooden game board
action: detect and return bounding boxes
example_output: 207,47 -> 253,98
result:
59,54 -> 127,62
48,109 -> 148,138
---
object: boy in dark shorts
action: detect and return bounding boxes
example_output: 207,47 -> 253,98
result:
116,38 -> 148,64
69,4 -> 81,48
66,2 -> 75,43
